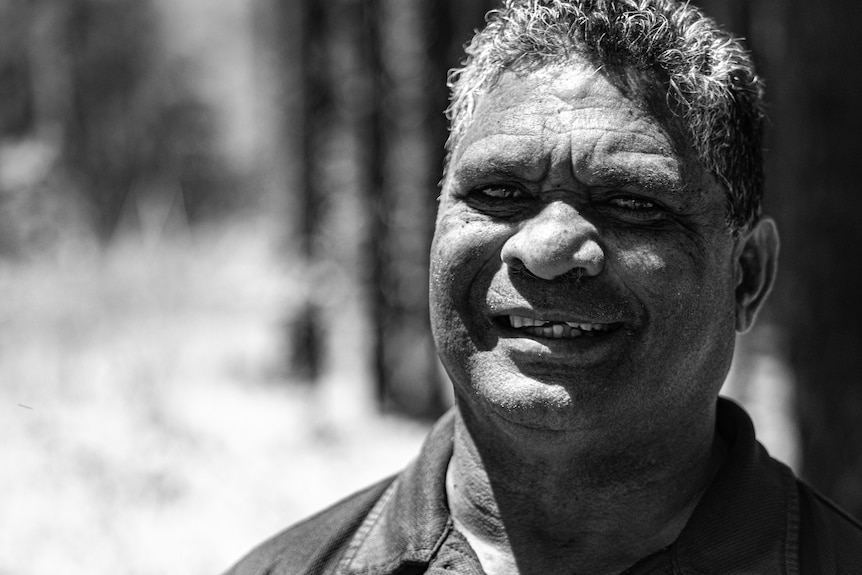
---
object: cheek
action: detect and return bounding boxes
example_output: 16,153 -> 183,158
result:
617,245 -> 667,274
615,238 -> 735,321
430,215 -> 497,324
614,243 -> 680,305
430,212 -> 508,290
614,227 -> 729,280
615,240 -> 736,390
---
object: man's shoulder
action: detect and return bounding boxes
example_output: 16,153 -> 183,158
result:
798,480 -> 862,571
223,476 -> 397,575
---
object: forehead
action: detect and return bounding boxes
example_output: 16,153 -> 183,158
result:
449,59 -> 703,193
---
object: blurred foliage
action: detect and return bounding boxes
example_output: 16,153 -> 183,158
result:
0,0 -> 238,256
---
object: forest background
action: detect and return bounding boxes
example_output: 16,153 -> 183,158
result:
2,0 -> 860,573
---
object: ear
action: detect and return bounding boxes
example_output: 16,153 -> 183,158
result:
734,217 -> 780,333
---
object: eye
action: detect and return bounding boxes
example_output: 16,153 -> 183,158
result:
459,184 -> 531,218
609,197 -> 658,211
602,195 -> 669,223
473,185 -> 527,200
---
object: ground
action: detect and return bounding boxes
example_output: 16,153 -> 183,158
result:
0,220 -> 429,575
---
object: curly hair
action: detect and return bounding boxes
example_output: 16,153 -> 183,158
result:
445,0 -> 765,231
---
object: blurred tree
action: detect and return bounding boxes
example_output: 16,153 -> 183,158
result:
0,1 -> 34,138
698,0 -> 862,519
360,0 -> 443,417
361,0 -> 389,404
8,0 -> 235,242
358,0 -> 497,417
764,0 -> 862,519
285,0 -> 331,382
62,0 -> 155,238
267,0 -> 374,387
0,0 -> 39,256
271,0 -> 495,417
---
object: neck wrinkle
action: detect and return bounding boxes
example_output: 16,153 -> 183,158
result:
446,405 -> 727,575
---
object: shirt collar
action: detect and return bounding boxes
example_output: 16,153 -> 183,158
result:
341,410 -> 456,574
342,398 -> 800,574
670,398 -> 800,574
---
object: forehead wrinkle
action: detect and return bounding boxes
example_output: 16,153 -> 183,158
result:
452,129 -> 684,195
594,126 -> 675,155
519,97 -> 677,160
569,127 -> 682,192
452,133 -> 551,184
453,64 -> 693,194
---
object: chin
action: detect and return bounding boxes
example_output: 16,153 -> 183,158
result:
458,366 -> 616,434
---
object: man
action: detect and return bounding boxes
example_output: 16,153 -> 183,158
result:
226,1 -> 862,573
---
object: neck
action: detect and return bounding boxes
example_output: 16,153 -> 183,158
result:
446,405 -> 726,575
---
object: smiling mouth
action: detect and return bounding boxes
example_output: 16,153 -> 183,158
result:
498,315 -> 620,339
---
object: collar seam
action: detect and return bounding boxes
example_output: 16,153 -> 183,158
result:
339,479 -> 400,574
670,544 -> 711,575
428,518 -> 456,563
781,464 -> 801,575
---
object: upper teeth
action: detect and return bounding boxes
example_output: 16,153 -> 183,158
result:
509,315 -> 608,332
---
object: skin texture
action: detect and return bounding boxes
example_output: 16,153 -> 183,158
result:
429,58 -> 778,574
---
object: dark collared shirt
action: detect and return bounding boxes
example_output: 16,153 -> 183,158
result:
225,398 -> 862,574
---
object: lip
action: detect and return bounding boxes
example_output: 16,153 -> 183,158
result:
504,313 -> 618,332
486,309 -> 631,366
489,305 -> 628,328
491,314 -> 623,339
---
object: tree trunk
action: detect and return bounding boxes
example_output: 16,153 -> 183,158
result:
285,0 -> 332,382
768,0 -> 862,519
361,0 -> 447,418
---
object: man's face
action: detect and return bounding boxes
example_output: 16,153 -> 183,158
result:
430,59 -> 744,437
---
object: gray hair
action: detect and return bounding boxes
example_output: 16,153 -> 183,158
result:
445,0 -> 766,231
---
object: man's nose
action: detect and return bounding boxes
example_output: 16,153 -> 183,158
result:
500,201 -> 605,280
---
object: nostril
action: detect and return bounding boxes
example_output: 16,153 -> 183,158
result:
559,268 -> 585,281
504,256 -> 525,271
511,266 -> 545,281
502,254 -> 547,281
501,243 -> 526,271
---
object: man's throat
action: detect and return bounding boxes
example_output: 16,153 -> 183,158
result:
446,457 -> 518,575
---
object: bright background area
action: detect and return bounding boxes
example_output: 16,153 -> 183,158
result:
1,221 -> 430,574
1,0 -> 433,572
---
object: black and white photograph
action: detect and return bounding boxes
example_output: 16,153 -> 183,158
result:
3,1 -> 861,573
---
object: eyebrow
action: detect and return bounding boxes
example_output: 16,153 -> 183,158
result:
452,151 -> 689,201
587,163 -> 687,196
451,161 -> 542,186
451,139 -> 550,184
